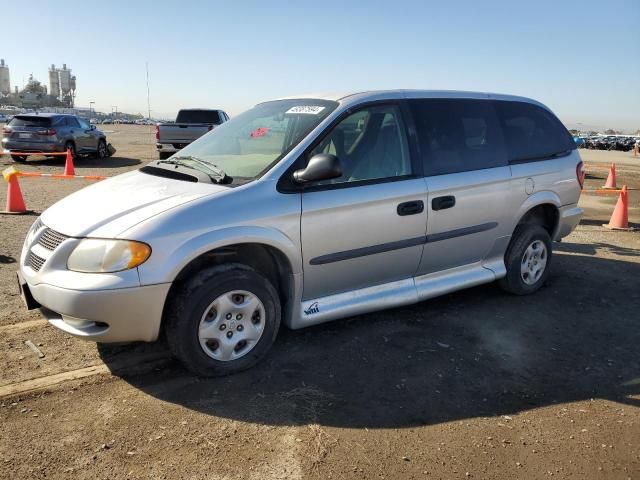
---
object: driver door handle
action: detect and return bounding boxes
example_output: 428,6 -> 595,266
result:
397,200 -> 424,216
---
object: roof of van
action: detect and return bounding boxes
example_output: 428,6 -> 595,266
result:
14,113 -> 73,118
272,90 -> 545,107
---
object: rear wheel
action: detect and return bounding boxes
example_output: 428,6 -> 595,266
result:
165,264 -> 281,377
499,225 -> 552,295
11,155 -> 27,162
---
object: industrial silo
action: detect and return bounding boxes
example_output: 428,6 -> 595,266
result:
58,64 -> 71,96
49,64 -> 60,99
0,59 -> 10,96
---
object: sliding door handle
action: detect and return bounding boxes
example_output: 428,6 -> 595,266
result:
432,195 -> 456,211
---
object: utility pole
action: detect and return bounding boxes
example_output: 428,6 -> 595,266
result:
89,101 -> 95,118
146,62 -> 151,120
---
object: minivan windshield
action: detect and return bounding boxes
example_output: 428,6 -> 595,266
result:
169,99 -> 338,181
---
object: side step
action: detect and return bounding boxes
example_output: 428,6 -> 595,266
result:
296,263 -> 496,329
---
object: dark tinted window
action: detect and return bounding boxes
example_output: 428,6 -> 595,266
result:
409,99 -> 508,176
8,116 -> 52,127
66,116 -> 80,128
176,110 -> 222,124
494,101 -> 575,162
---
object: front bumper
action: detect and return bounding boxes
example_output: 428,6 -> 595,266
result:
554,204 -> 583,240
29,281 -> 171,342
19,220 -> 171,343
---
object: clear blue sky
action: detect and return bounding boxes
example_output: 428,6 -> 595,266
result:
3,0 -> 639,130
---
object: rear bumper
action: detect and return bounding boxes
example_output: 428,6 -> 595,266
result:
156,143 -> 180,153
2,139 -> 65,154
28,281 -> 171,342
554,204 -> 583,240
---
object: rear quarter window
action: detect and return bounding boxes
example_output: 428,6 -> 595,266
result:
494,101 -> 575,162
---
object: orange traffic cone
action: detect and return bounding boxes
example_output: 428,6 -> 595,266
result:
63,148 -> 76,176
602,163 -> 616,189
2,168 -> 28,214
604,185 -> 633,230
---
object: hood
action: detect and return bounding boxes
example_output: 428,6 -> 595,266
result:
41,170 -> 229,237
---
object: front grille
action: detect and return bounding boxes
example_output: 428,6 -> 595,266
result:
38,228 -> 68,251
28,251 -> 46,272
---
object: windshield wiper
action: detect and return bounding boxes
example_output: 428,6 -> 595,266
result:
157,156 -> 231,183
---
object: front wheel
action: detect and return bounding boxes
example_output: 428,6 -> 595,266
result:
95,139 -> 107,159
64,141 -> 76,160
165,264 -> 281,377
499,225 -> 552,295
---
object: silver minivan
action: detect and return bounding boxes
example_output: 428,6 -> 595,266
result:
17,91 -> 584,376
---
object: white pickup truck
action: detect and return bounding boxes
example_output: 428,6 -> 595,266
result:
155,109 -> 228,159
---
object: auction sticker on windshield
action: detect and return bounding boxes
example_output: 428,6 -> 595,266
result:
286,106 -> 326,115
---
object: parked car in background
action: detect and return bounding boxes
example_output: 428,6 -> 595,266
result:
17,90 -> 584,376
0,113 -> 9,123
101,118 -> 113,125
2,113 -> 109,162
156,109 -> 228,159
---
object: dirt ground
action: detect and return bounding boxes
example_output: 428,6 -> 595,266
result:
0,125 -> 639,480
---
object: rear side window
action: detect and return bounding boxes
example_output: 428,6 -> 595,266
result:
8,116 -> 52,128
176,110 -> 222,124
494,101 -> 575,162
409,99 -> 508,176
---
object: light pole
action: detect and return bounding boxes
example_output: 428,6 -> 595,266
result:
89,101 -> 95,118
112,106 -> 118,118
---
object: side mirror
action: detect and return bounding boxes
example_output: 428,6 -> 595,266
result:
293,153 -> 342,183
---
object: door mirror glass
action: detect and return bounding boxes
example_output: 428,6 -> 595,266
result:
293,153 -> 342,183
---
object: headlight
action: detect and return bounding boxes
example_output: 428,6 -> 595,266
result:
25,218 -> 43,246
67,239 -> 151,273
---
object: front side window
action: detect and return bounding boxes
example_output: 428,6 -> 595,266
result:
77,118 -> 90,129
309,104 -> 411,185
66,117 -> 80,128
173,99 -> 338,181
409,99 -> 508,176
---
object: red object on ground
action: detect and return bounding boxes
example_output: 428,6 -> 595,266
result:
604,185 -> 631,230
63,149 -> 76,176
603,163 -> 617,189
4,174 -> 27,213
250,127 -> 269,138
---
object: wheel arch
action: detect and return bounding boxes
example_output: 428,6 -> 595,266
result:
157,231 -> 301,335
513,191 -> 561,237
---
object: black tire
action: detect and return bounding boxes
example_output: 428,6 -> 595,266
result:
498,224 -> 552,295
158,151 -> 172,160
11,155 -> 26,162
165,264 -> 281,377
95,139 -> 107,159
64,141 -> 76,160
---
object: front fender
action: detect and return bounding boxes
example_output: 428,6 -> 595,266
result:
137,225 -> 302,286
